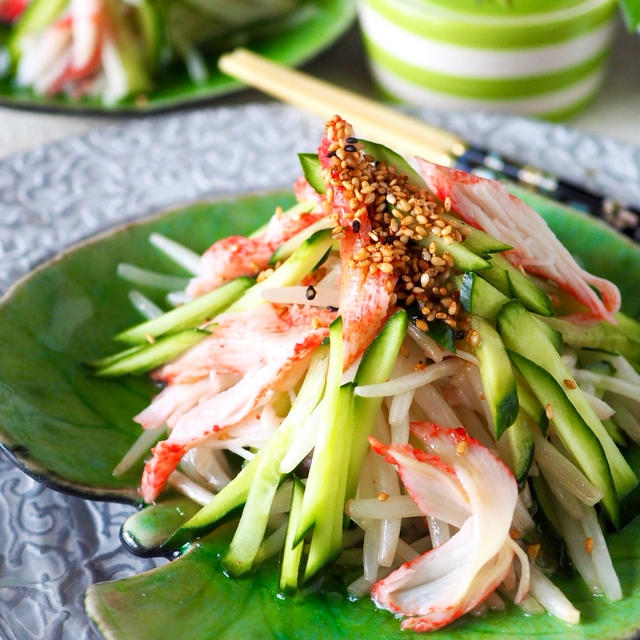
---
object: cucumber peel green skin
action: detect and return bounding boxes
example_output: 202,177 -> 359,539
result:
294,318 -> 344,548
534,317 -> 563,353
498,300 -> 637,500
116,277 -> 253,344
89,342 -> 148,370
508,350 -> 619,526
226,228 -> 333,313
471,316 -> 518,439
516,377 -> 548,433
163,458 -> 259,553
459,272 -> 509,322
462,229 -> 512,256
482,254 -> 553,317
298,153 -> 326,194
407,304 -> 455,352
106,0 -> 153,94
414,227 -> 491,272
221,346 -> 329,577
304,383 -> 354,581
93,328 -> 210,377
360,140 -> 426,189
436,213 -> 512,256
135,0 -> 164,68
279,477 -> 305,592
346,310 -> 408,500
165,346 -> 329,556
616,312 -> 640,343
496,408 -> 535,489
539,315 -> 640,365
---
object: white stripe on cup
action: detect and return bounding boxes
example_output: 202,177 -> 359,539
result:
370,62 -> 605,115
398,0 -> 614,27
359,2 -> 615,78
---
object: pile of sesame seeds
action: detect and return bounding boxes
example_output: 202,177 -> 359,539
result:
322,116 -> 468,334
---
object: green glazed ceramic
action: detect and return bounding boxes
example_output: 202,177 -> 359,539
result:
0,0 -> 355,114
0,190 -> 639,639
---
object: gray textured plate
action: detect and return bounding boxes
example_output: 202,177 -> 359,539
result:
0,103 -> 639,640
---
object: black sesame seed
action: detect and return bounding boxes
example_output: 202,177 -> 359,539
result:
344,144 -> 357,152
352,219 -> 361,233
346,137 -> 358,143
305,285 -> 317,301
456,330 -> 466,340
327,151 -> 337,158
327,305 -> 338,312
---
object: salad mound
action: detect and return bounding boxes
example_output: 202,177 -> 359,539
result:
93,115 -> 640,633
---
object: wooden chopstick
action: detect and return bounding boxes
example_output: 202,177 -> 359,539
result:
218,48 -> 465,165
219,49 -> 640,240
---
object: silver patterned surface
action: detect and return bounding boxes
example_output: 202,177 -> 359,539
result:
0,103 -> 639,639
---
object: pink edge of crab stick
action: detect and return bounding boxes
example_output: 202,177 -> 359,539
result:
186,188 -> 326,297
369,423 -> 518,631
320,115 -> 397,368
415,158 -> 621,324
139,305 -> 336,503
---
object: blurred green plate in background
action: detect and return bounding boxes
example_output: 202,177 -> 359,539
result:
0,0 -> 355,114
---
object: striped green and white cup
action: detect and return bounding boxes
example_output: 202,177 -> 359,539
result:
357,0 -> 618,119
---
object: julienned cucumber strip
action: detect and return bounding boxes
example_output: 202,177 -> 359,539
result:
269,216 -> 333,266
482,254 -> 553,317
294,319 -> 344,543
470,316 -> 518,439
279,478 -> 305,592
534,317 -> 563,353
93,329 -> 209,377
616,312 -> 640,343
414,226 -> 490,272
304,383 -> 354,581
226,229 -> 333,313
461,228 -> 512,256
116,277 -> 253,344
360,140 -> 426,189
496,408 -> 535,489
508,350 -> 619,525
89,343 -> 147,369
164,459 -> 259,552
298,153 -> 326,194
516,377 -> 548,432
539,315 -> 640,364
497,300 -> 637,500
135,0 -> 163,68
347,310 -> 408,500
434,212 -> 512,256
8,0 -> 67,59
222,346 -> 329,577
458,272 -> 509,322
339,141 -> 507,258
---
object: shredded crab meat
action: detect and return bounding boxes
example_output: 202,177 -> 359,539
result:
186,201 -> 324,296
416,159 -> 621,323
139,305 -> 334,502
369,423 -> 520,631
320,116 -> 397,367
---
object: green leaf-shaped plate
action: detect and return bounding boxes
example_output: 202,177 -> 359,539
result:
0,0 -> 355,113
1,190 -> 640,639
